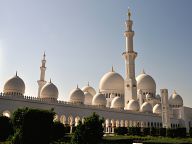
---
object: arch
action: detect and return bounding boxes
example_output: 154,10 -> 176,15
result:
2,110 -> 11,118
125,120 -> 128,127
60,115 -> 66,125
75,116 -> 81,126
54,114 -> 59,122
82,117 -> 85,124
120,120 -> 124,127
68,115 -> 73,126
116,120 -> 120,128
111,119 -> 115,128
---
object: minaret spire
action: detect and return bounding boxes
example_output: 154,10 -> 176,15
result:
122,8 -> 138,106
37,52 -> 47,97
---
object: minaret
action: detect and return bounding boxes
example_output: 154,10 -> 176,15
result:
122,9 -> 137,106
161,89 -> 171,128
37,52 -> 47,97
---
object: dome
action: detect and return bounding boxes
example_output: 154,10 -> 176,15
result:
153,103 -> 162,114
92,92 -> 106,107
110,96 -> 124,109
82,82 -> 96,96
169,90 -> 183,107
136,70 -> 156,95
99,67 -> 124,94
125,99 -> 140,111
3,73 -> 25,96
69,86 -> 85,104
84,91 -> 93,105
140,102 -> 152,113
146,93 -> 153,100
40,80 -> 58,99
155,94 -> 161,100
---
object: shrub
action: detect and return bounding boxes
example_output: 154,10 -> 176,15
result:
51,121 -> 66,141
128,127 -> 141,136
159,128 -> 166,137
143,127 -> 150,136
0,116 -> 14,141
114,127 -> 128,135
189,127 -> 192,137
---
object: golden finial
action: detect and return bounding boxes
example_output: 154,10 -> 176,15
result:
43,51 -> 46,60
128,8 -> 131,20
173,90 -> 177,94
111,66 -> 114,72
142,69 -> 145,74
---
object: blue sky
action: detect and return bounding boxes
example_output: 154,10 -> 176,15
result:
0,0 -> 192,107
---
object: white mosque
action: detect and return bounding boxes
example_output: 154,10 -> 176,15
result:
0,10 -> 192,133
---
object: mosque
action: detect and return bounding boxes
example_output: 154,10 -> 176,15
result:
0,10 -> 192,133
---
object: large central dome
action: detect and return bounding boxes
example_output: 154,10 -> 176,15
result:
99,68 -> 124,94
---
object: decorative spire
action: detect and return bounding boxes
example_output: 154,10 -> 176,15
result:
111,66 -> 114,72
77,84 -> 79,89
173,90 -> 177,95
87,81 -> 89,86
141,69 -> 145,74
16,71 -> 18,76
50,78 -> 52,83
43,51 -> 46,60
128,8 -> 131,20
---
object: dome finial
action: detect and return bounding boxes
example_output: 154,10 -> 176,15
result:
142,69 -> 145,74
43,51 -> 46,60
50,78 -> 52,83
128,7 -> 131,20
77,84 -> 79,89
87,81 -> 89,86
111,65 -> 114,72
16,71 -> 18,76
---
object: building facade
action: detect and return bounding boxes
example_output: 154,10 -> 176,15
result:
0,10 -> 192,133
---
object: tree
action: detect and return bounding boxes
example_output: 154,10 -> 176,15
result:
51,121 -> 66,141
71,112 -> 104,144
12,108 -> 55,144
0,116 -> 14,141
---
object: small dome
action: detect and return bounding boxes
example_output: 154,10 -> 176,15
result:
169,90 -> 183,107
92,92 -> 106,107
110,93 -> 116,99
110,97 -> 124,109
69,86 -> 85,104
84,91 -> 93,105
82,82 -> 96,96
153,103 -> 162,114
136,70 -> 156,95
140,102 -> 152,113
125,99 -> 140,111
3,73 -> 25,96
155,94 -> 161,100
146,93 -> 153,100
40,81 -> 59,99
99,68 -> 124,94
